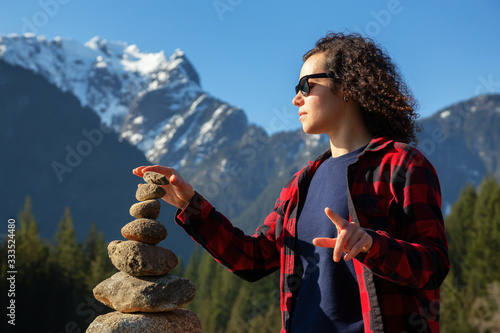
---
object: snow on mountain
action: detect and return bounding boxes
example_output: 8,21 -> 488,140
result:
0,33 -> 202,133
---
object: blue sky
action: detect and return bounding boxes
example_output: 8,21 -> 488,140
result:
1,0 -> 499,133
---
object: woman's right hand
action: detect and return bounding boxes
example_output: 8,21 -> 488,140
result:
133,165 -> 195,210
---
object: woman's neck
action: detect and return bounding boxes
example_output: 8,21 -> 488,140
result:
327,108 -> 373,158
329,132 -> 372,158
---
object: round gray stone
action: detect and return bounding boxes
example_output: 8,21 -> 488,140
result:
93,272 -> 196,313
86,309 -> 202,333
108,240 -> 178,276
135,184 -> 166,201
129,200 -> 161,219
143,171 -> 169,185
121,219 -> 167,245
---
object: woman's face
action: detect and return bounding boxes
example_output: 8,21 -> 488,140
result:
292,52 -> 345,136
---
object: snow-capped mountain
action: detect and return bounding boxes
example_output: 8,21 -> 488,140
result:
0,34 -> 222,165
0,34 -> 201,130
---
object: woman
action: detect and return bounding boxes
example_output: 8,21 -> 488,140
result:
134,32 -> 450,332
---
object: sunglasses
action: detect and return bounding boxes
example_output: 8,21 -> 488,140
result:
295,73 -> 335,96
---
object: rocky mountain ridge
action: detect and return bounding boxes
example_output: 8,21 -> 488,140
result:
417,93 -> 500,213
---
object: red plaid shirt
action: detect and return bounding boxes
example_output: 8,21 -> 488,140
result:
176,136 -> 450,332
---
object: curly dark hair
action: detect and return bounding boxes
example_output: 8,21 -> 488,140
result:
304,32 -> 420,144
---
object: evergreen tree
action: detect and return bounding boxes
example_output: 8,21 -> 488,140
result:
187,250 -> 220,328
83,223 -> 105,260
227,285 -> 255,332
463,176 -> 500,296
1,198 -> 116,331
53,207 -> 85,282
469,281 -> 500,332
209,263 -> 244,332
183,244 -> 202,282
47,206 -> 88,329
1,197 -> 57,331
246,271 -> 280,332
16,196 -> 50,282
440,270 -> 472,333
226,271 -> 280,332
444,184 -> 476,284
82,223 -> 116,291
183,248 -> 279,332
441,176 -> 500,332
249,303 -> 281,333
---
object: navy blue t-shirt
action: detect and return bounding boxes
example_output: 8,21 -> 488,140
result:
290,146 -> 365,332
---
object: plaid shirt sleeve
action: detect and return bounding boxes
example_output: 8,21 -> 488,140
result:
175,192 -> 281,282
353,143 -> 450,290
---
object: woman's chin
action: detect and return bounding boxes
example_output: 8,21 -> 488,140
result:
301,124 -> 320,135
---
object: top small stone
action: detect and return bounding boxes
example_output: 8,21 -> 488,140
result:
143,171 -> 169,185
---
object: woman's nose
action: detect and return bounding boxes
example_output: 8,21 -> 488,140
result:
293,92 -> 304,107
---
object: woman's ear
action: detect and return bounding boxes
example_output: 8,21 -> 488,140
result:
341,86 -> 350,102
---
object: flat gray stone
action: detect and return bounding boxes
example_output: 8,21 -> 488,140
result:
86,309 -> 202,333
121,219 -> 167,245
108,240 -> 178,276
143,171 -> 169,185
129,200 -> 161,219
136,184 -> 166,201
93,272 -> 196,313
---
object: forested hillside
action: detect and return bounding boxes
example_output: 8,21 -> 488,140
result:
1,198 -> 118,331
440,176 -> 500,332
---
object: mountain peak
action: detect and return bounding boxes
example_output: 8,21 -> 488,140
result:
168,48 -> 200,86
427,93 -> 500,122
171,48 -> 185,59
0,34 -> 203,129
84,36 -> 127,58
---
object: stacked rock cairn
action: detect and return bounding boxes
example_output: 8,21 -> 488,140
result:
86,171 -> 202,332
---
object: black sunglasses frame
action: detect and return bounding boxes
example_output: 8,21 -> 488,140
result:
295,72 -> 335,97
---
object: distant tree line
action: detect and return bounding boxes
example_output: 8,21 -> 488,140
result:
182,245 -> 281,333
1,176 -> 499,331
441,176 -> 500,332
0,198 -> 116,332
